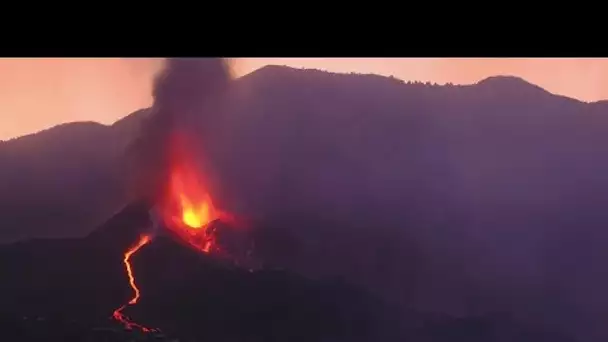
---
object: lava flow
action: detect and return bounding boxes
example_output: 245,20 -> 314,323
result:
112,234 -> 154,332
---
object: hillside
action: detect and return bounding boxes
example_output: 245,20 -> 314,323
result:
0,202 -> 576,342
0,122 -> 120,242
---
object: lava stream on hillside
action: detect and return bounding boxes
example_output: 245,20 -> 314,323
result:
112,234 -> 155,332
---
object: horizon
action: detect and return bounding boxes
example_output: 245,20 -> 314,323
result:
2,57 -> 608,140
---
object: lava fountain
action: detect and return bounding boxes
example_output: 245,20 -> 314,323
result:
158,132 -> 229,254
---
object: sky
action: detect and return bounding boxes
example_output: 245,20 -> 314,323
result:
1,58 -> 608,140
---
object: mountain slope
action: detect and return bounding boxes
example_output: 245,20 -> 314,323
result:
0,203 -> 575,342
0,122 -> 127,242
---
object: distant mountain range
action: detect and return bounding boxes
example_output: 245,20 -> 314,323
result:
3,66 -> 606,241
2,65 -> 608,340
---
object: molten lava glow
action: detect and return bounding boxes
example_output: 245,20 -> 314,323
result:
112,234 -> 155,332
161,136 -> 223,253
180,193 -> 211,229
158,132 -> 245,257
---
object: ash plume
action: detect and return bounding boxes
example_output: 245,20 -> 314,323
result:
126,58 -> 233,205
153,58 -> 232,116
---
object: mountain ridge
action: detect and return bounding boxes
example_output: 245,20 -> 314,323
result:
2,65 -> 604,145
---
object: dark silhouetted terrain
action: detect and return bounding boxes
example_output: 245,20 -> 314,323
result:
2,66 -> 608,340
0,203 -> 575,341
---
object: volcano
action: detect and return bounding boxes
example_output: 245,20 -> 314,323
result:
0,59 -> 585,341
0,201 -> 405,342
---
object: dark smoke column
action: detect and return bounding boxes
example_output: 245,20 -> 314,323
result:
153,58 -> 232,116
128,58 -> 233,206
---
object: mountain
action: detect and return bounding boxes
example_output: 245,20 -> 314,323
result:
187,66 -> 608,341
0,110 -> 148,242
2,65 -> 608,340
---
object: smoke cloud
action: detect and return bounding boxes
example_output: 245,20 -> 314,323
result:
153,58 -> 233,116
127,58 -> 233,205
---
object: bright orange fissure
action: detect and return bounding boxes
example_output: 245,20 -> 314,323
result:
112,234 -> 156,332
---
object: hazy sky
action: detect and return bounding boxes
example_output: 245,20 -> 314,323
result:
2,58 -> 608,140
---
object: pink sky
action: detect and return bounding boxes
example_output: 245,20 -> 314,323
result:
2,58 -> 607,140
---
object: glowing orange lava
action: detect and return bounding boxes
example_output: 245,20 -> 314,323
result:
112,234 -> 155,332
166,161 -> 219,252
170,166 -> 217,231
159,134 -> 226,254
